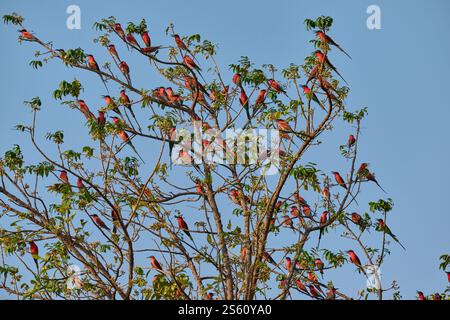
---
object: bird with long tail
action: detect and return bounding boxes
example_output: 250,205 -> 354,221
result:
376,219 -> 406,250
119,89 -> 141,131
316,31 -> 352,59
29,241 -> 39,271
86,54 -> 109,92
314,50 -> 348,85
117,130 -> 145,163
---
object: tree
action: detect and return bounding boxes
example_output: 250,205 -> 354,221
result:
0,13 -> 441,300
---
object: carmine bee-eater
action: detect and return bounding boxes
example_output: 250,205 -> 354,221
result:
239,88 -> 250,120
254,89 -> 267,106
316,31 -> 352,59
77,177 -> 86,190
326,287 -> 337,300
60,170 -> 69,184
263,251 -> 276,266
184,75 -> 208,96
295,279 -> 307,293
302,85 -> 321,106
114,23 -> 126,40
276,119 -> 293,133
176,215 -> 194,242
283,215 -> 294,229
308,285 -> 322,299
357,162 -> 369,177
350,212 -> 365,231
119,89 -> 140,130
76,99 -> 95,120
91,214 -> 110,231
107,44 -> 120,61
268,79 -> 286,94
29,241 -> 39,270
86,54 -> 109,91
141,31 -> 151,47
111,204 -> 120,234
183,55 -> 200,71
241,246 -> 248,262
315,258 -> 324,276
376,219 -> 406,250
322,186 -> 330,200
417,291 -> 426,300
348,134 -> 356,147
317,211 -> 329,248
366,172 -> 387,194
195,180 -> 205,196
290,206 -> 300,217
18,29 -> 34,40
97,111 -> 106,126
119,61 -> 131,84
173,34 -> 188,51
117,130 -> 145,163
332,171 -> 347,190
432,293 -> 442,300
285,257 -> 292,271
149,256 -> 163,271
447,272 -> 450,283
347,250 -> 362,267
232,73 -> 242,86
126,33 -> 139,47
314,50 -> 348,85
102,95 -> 122,115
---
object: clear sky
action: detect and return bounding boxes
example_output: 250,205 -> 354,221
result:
0,0 -> 449,299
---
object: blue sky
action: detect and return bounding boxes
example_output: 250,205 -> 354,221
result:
0,0 -> 449,299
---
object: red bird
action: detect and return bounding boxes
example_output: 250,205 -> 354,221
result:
29,241 -> 39,269
326,287 -> 337,300
316,31 -> 352,59
195,180 -> 205,195
351,212 -> 362,225
141,31 -> 151,47
76,99 -> 95,119
126,33 -> 139,47
59,170 -> 69,184
232,73 -> 242,86
315,258 -> 324,276
97,111 -> 106,125
314,50 -> 348,85
91,214 -> 110,231
241,247 -> 248,262
107,44 -> 120,61
276,119 -> 293,133
447,272 -> 450,283
183,55 -> 200,71
432,293 -> 442,300
417,291 -> 426,300
283,215 -> 294,229
285,257 -> 292,271
332,171 -> 347,190
18,29 -> 34,40
119,61 -> 131,83
347,250 -> 362,267
149,256 -> 163,271
86,54 -> 100,71
239,89 -> 250,119
114,23 -> 126,40
308,285 -> 321,299
290,206 -> 300,217
317,211 -> 328,248
255,89 -> 267,106
117,130 -> 145,163
366,172 -> 387,194
295,279 -> 307,292
77,177 -> 86,190
301,85 -> 321,106
176,216 -> 194,242
348,134 -> 356,147
173,34 -> 188,51
268,79 -> 285,93
322,187 -> 330,200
